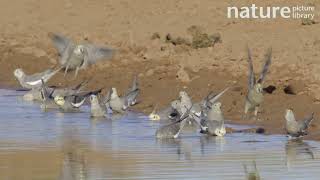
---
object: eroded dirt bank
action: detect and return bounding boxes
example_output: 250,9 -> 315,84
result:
1,43 -> 320,140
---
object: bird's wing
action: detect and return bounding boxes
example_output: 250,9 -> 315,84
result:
73,78 -> 91,92
257,47 -> 272,83
208,87 -> 230,105
124,89 -> 140,106
102,89 -> 112,105
163,105 -> 192,127
202,91 -> 214,109
40,79 -> 47,101
130,75 -> 139,92
27,69 -> 53,80
25,67 -> 60,86
70,96 -> 86,108
247,46 -> 256,89
40,79 -> 55,100
48,33 -> 72,56
84,43 -> 114,65
190,111 -> 202,126
42,67 -> 62,82
75,88 -> 103,97
300,112 -> 314,131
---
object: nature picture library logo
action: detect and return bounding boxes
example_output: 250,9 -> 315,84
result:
227,4 -> 315,19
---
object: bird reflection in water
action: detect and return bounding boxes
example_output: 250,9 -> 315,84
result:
285,139 -> 315,169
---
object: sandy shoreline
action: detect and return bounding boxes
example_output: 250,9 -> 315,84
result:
1,44 -> 319,140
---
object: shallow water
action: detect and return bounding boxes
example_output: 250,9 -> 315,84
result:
0,89 -> 320,180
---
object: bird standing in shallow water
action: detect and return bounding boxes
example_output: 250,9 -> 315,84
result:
155,106 -> 192,139
285,109 -> 314,138
108,87 -> 139,114
89,94 -> 108,118
191,88 -> 229,137
54,89 -> 102,113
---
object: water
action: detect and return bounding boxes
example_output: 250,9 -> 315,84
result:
0,89 -> 319,180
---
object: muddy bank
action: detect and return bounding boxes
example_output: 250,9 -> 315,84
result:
0,0 -> 319,140
0,43 -> 319,140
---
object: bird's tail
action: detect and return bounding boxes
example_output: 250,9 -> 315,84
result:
73,78 -> 91,92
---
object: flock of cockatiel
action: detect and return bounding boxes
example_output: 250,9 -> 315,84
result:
13,33 -> 315,139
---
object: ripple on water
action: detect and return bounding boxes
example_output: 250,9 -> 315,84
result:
0,90 -> 319,179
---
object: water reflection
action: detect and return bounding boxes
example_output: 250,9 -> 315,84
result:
60,151 -> 88,180
285,139 -> 315,169
0,90 -> 320,179
157,138 -> 192,160
200,136 -> 226,155
243,161 -> 261,180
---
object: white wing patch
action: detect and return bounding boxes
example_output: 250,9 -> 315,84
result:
26,79 -> 42,86
71,98 -> 86,108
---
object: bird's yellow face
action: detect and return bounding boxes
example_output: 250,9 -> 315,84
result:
254,83 -> 264,93
215,127 -> 226,137
212,102 -> 221,109
149,112 -> 160,121
74,45 -> 85,55
54,96 -> 65,106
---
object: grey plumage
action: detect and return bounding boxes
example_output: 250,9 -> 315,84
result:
89,94 -> 106,118
126,88 -> 140,107
244,47 -> 272,120
171,100 -> 181,108
192,104 -> 226,137
102,88 -> 112,110
188,88 -> 229,118
49,33 -> 114,78
51,79 -> 90,98
178,91 -> 196,125
54,95 -> 86,113
149,103 -> 181,122
207,102 -> 224,122
190,102 -> 202,116
39,79 -> 59,110
127,75 -> 139,93
54,89 -> 101,112
14,67 -> 61,89
126,75 -> 140,106
23,79 -> 89,102
207,88 -> 230,106
155,106 -> 191,139
179,91 -> 192,114
285,109 -> 314,138
108,85 -> 139,114
190,88 -> 229,136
